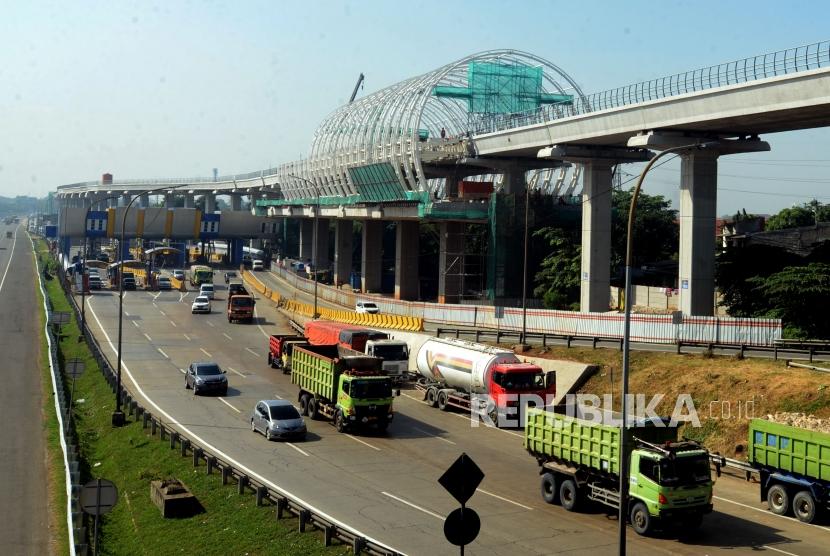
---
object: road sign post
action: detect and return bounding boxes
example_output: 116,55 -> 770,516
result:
80,478 -> 118,556
439,453 -> 484,555
65,358 -> 86,415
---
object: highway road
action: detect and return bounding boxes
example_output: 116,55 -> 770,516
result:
0,222 -> 52,554
74,269 -> 830,555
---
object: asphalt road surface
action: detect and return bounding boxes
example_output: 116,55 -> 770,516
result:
0,223 -> 51,554
77,272 -> 830,555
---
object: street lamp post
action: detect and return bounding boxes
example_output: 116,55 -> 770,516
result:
617,142 -> 714,555
113,185 -> 188,426
521,186 -> 530,344
289,175 -> 320,319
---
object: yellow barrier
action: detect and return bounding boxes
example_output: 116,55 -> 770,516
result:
170,276 -> 186,291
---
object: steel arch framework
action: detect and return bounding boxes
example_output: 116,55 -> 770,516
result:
276,49 -> 585,201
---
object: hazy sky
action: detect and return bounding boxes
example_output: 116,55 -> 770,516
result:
2,0 -> 829,215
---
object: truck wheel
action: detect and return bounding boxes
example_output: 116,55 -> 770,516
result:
630,502 -> 652,536
767,484 -> 790,516
437,391 -> 449,411
299,394 -> 309,416
540,473 -> 559,505
267,353 -> 274,368
426,387 -> 439,408
308,398 -> 320,420
559,479 -> 580,512
793,490 -> 816,523
335,411 -> 347,433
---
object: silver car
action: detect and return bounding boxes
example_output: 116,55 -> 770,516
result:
251,400 -> 307,441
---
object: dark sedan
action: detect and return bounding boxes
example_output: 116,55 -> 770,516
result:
185,362 -> 228,396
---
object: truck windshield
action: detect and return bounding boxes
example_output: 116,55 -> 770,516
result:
495,372 -> 544,390
371,345 -> 408,360
232,298 -> 254,307
350,379 -> 392,399
659,455 -> 711,486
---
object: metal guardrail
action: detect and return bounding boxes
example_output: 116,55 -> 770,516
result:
59,167 -> 282,190
50,255 -> 402,555
435,327 -> 830,362
710,454 -> 757,478
473,39 -> 830,135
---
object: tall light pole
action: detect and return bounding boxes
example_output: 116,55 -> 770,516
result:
113,185 -> 189,426
617,142 -> 715,554
521,185 -> 530,344
289,175 -> 321,319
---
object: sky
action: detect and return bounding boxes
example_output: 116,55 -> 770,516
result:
2,0 -> 829,216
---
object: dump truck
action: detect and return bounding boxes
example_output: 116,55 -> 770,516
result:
291,344 -> 396,433
189,264 -> 213,286
305,320 -> 410,383
525,408 -> 714,535
267,334 -> 308,374
748,418 -> 830,523
226,284 -> 255,323
415,337 -> 554,426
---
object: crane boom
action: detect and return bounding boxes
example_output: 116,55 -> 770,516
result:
349,73 -> 365,103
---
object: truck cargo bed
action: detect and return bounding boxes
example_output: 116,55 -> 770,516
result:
749,418 -> 830,482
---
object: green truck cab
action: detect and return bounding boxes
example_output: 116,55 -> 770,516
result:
525,408 -> 713,536
291,344 -> 397,433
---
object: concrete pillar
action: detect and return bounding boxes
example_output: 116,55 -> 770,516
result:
231,195 -> 242,211
394,221 -> 419,300
299,219 -> 313,262
120,194 -> 131,207
580,161 -> 613,312
139,193 -> 149,208
109,196 -> 119,209
438,222 -> 464,304
313,218 -> 330,270
333,220 -> 353,287
184,194 -> 195,209
679,151 -> 718,316
361,220 -> 383,293
502,169 -> 527,195
203,193 -> 216,213
164,194 -> 175,208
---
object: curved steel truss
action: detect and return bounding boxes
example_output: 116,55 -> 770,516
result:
277,50 -> 585,201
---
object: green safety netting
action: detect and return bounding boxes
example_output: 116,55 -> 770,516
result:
348,163 -> 408,202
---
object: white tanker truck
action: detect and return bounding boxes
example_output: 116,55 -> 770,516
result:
415,337 -> 555,425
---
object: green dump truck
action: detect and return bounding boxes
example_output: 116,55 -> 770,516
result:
291,344 -> 396,433
525,408 -> 714,535
748,418 -> 830,523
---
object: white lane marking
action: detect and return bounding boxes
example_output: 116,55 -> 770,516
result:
401,392 -> 524,438
169,320 -> 177,327
411,426 -> 456,445
159,309 -> 167,316
178,292 -> 185,302
272,393 -> 282,399
253,306 -> 270,338
157,348 -> 169,359
206,321 -> 215,327
477,488 -> 533,510
223,333 -> 232,340
285,443 -> 310,457
218,397 -> 241,413
132,321 -> 140,328
0,225 -> 17,294
344,434 -> 380,451
762,546 -> 801,556
183,334 -> 191,341
124,310 -> 130,316
380,492 -> 442,520
714,496 -> 830,532
143,333 -> 153,342
245,347 -> 260,357
227,367 -> 245,378
153,291 -> 162,300
83,300 -> 402,554
200,348 -> 212,358
179,368 -> 186,374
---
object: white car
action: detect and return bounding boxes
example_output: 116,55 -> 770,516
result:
199,283 -> 215,299
252,259 -> 264,271
172,269 -> 185,280
191,295 -> 211,314
356,301 -> 380,314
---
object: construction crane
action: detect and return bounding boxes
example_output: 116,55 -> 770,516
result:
349,73 -> 365,103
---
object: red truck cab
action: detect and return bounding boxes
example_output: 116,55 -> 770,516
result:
488,362 -> 555,412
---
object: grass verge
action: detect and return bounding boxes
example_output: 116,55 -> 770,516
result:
522,343 -> 830,457
35,239 -> 348,555
33,238 -> 69,555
